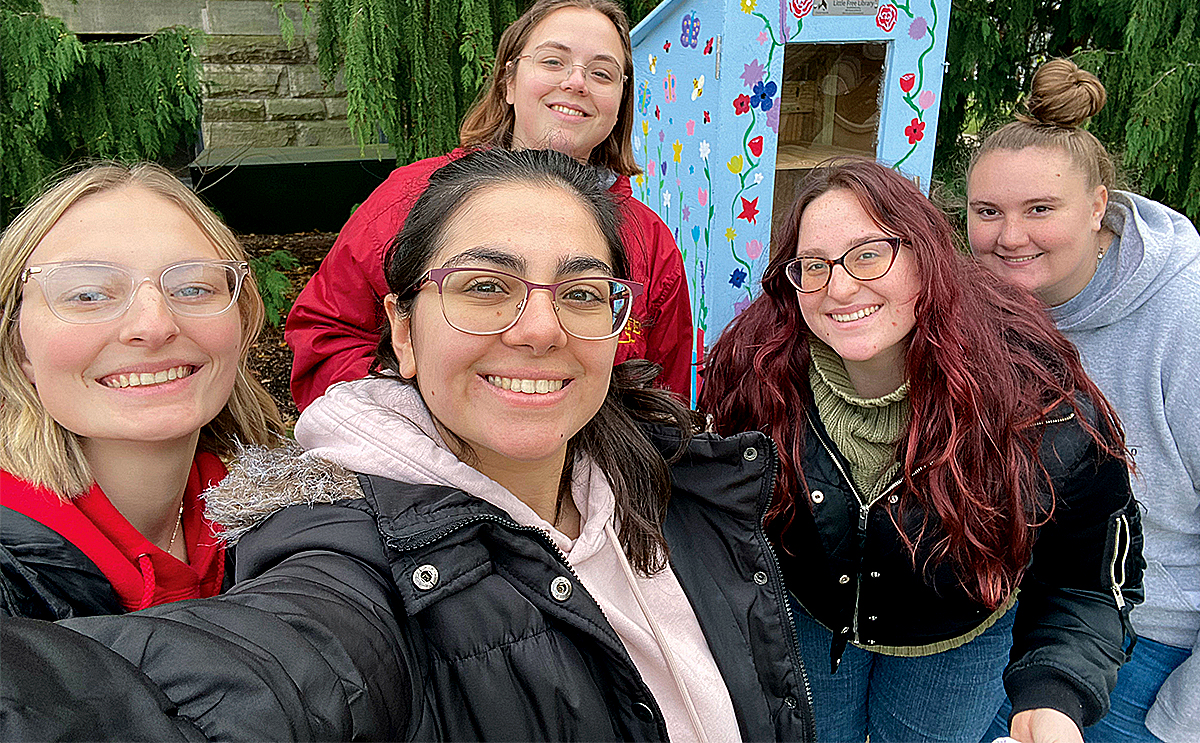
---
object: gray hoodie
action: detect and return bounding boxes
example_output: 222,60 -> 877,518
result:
1049,191 -> 1200,743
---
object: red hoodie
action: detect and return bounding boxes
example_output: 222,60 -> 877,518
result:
1,452 -> 227,611
284,149 -> 694,409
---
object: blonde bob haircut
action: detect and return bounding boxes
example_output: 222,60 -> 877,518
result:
459,0 -> 641,177
0,161 -> 283,498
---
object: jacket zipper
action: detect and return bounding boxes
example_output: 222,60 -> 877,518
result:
804,410 -> 924,644
383,513 -> 670,729
1109,513 -> 1131,611
755,436 -> 817,742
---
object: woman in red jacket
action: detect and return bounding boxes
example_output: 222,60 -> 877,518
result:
285,0 -> 693,409
0,162 -> 283,619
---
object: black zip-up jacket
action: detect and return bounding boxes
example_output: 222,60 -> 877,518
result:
0,430 -> 814,742
780,400 -> 1145,729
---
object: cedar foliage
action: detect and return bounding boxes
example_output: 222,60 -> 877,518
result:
0,0 -> 201,227
276,0 -> 656,163
937,0 -> 1199,224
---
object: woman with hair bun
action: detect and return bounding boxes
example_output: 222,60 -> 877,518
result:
969,58 -> 1200,743
702,157 -> 1143,743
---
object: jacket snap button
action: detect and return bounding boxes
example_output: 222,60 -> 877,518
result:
783,695 -> 797,709
550,576 -> 573,601
811,489 -> 824,504
632,701 -> 655,721
838,574 -> 850,584
867,615 -> 877,621
870,571 -> 881,578
888,494 -> 899,504
743,446 -> 758,461
412,564 -> 439,590
867,639 -> 877,645
753,571 -> 768,585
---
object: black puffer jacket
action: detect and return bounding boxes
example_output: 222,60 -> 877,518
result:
781,400 -> 1145,728
0,430 -> 813,742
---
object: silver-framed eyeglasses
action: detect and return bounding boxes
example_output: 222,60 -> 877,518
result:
416,267 -> 644,340
784,237 -> 902,294
509,50 -> 627,96
21,259 -> 249,324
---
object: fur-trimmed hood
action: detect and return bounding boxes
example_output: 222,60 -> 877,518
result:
201,442 -> 360,544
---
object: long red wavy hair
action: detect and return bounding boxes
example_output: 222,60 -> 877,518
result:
700,159 -> 1126,608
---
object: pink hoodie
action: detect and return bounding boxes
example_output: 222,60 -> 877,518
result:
295,378 -> 740,743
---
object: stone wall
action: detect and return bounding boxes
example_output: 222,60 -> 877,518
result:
42,0 -> 357,151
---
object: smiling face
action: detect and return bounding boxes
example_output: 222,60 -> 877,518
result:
795,189 -> 920,397
967,146 -> 1109,306
386,182 -> 618,478
18,185 -> 242,451
505,6 -> 624,163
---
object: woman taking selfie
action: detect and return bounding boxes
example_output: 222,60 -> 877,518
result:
0,149 -> 810,742
286,0 -> 692,407
0,163 -> 282,619
701,158 -> 1144,743
968,59 -> 1200,743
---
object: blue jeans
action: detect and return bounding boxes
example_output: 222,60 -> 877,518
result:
981,635 -> 1190,742
791,596 -> 1015,743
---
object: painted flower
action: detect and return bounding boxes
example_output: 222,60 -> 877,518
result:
659,129 -> 666,143
909,16 -> 928,40
918,90 -> 935,110
739,0 -> 756,14
790,0 -> 813,18
663,192 -> 671,208
754,173 -> 764,185
691,225 -> 701,242
737,196 -> 760,225
692,75 -> 704,101
757,30 -> 769,45
672,139 -> 682,162
642,120 -> 649,136
733,94 -> 751,115
699,140 -> 711,160
686,119 -> 696,136
905,117 -> 925,144
725,226 -> 737,241
698,187 -> 708,206
637,80 -> 652,115
660,160 -> 668,175
745,239 -> 763,260
876,3 -> 898,33
729,268 -> 748,288
734,296 -> 751,315
766,103 -> 780,134
900,72 -> 916,93
683,204 -> 692,221
727,155 -> 744,174
751,80 -> 777,111
741,59 -> 766,88
635,173 -> 644,186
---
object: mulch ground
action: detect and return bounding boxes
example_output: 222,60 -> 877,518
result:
240,231 -> 337,426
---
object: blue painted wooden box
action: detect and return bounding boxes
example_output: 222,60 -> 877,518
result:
630,0 -> 950,400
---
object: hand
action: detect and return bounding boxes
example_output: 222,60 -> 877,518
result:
1008,708 -> 1083,743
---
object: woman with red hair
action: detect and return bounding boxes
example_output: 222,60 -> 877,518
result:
701,159 -> 1144,743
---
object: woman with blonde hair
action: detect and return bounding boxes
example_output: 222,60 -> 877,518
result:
968,59 -> 1199,743
284,0 -> 693,409
0,162 -> 283,619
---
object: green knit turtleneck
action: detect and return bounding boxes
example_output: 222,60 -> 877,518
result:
808,339 -> 910,500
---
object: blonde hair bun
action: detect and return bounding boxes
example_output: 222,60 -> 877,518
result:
1024,58 -> 1107,128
